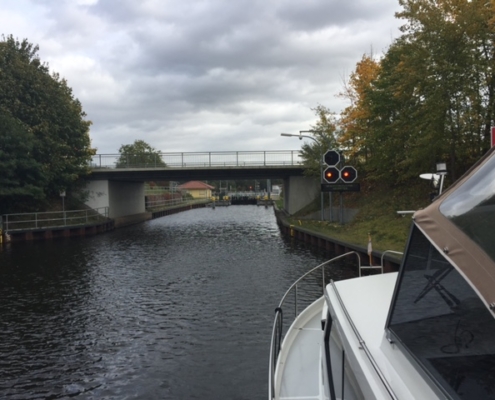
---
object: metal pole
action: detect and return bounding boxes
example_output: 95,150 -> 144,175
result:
320,151 -> 324,221
329,193 -> 332,222
439,175 -> 445,195
295,285 -> 298,316
62,196 -> 66,226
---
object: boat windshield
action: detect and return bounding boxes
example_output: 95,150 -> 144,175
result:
387,226 -> 495,399
439,154 -> 495,262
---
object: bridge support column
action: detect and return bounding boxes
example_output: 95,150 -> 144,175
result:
85,180 -> 151,227
283,176 -> 319,215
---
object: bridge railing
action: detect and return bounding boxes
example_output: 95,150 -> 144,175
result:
90,150 -> 302,169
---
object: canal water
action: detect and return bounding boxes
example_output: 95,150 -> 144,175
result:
0,206 -> 357,399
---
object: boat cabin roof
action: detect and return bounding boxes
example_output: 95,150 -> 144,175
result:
414,146 -> 495,312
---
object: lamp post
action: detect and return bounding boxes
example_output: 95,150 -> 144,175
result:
281,131 -> 324,221
60,190 -> 66,226
436,162 -> 447,195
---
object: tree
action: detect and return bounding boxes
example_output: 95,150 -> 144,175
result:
338,54 -> 381,165
0,35 -> 95,205
393,0 -> 495,180
116,140 -> 167,168
0,110 -> 45,213
299,105 -> 339,178
337,0 -> 495,187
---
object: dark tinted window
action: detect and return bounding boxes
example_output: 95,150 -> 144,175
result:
387,226 -> 495,399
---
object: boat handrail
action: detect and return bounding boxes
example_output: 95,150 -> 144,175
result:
277,252 -> 362,314
269,251 -> 362,400
381,250 -> 403,267
329,280 -> 398,399
359,250 -> 403,277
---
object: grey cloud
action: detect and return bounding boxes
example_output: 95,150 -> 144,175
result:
3,0 -> 402,153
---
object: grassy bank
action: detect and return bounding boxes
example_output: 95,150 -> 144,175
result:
281,181 -> 432,253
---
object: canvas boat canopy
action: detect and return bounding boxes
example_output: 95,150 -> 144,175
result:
415,146 -> 495,311
386,147 -> 495,399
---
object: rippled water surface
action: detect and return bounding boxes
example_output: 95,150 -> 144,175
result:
0,206 -> 356,399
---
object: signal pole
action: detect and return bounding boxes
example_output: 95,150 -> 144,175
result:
322,150 -> 359,224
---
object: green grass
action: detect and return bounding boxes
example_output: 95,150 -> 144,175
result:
285,181 -> 431,253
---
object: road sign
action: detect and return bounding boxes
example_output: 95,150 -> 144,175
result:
321,183 -> 361,192
323,150 -> 340,166
340,166 -> 358,183
323,166 -> 340,183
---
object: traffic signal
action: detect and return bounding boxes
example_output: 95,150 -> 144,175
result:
323,166 -> 340,183
340,166 -> 357,183
323,150 -> 340,166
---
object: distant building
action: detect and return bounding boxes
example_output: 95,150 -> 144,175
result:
178,181 -> 215,199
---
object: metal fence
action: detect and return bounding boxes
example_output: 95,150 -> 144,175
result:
90,150 -> 302,169
2,207 -> 110,232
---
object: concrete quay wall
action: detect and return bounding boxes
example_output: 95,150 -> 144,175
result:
150,202 -> 207,219
3,220 -> 115,243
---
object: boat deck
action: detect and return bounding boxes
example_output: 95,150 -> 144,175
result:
275,273 -> 438,400
276,297 -> 325,400
327,272 -> 443,399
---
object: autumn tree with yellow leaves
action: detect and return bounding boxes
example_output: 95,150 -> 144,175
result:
338,55 -> 380,165
331,0 -> 495,186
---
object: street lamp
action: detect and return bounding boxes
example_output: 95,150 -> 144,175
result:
280,131 -> 324,221
280,132 -> 316,141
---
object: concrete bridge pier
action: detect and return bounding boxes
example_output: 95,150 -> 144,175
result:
283,176 -> 319,215
85,180 -> 151,227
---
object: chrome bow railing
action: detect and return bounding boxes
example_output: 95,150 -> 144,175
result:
268,251 -> 362,400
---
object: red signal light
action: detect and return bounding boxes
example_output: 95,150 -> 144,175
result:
323,166 -> 340,183
340,166 -> 357,183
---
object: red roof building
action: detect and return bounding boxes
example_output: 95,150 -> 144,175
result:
178,181 -> 215,199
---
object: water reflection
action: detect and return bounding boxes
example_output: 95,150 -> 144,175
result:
0,206 -> 355,399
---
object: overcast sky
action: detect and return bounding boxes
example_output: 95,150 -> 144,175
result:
2,0 -> 403,154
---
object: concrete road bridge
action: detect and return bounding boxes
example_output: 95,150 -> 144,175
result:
86,150 -> 319,225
